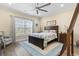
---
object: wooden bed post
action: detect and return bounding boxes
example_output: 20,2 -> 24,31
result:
67,3 -> 79,56
67,32 -> 70,56
71,30 -> 74,56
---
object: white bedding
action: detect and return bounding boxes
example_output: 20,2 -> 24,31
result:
30,30 -> 57,48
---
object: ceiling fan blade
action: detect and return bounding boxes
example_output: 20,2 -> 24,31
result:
37,3 -> 39,5
38,3 -> 51,8
38,8 -> 48,12
36,10 -> 39,14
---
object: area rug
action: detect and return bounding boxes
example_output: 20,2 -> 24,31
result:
20,41 -> 63,56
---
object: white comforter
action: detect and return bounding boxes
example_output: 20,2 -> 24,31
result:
30,32 -> 57,48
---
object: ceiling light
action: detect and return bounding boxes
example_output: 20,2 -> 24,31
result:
60,4 -> 64,7
8,2 -> 12,5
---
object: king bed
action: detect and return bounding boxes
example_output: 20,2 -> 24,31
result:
28,26 -> 59,49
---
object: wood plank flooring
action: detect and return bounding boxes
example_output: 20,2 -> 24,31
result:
0,41 -> 79,56
1,42 -> 31,56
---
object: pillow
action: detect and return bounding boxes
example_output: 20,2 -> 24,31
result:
49,30 -> 56,33
43,30 -> 49,33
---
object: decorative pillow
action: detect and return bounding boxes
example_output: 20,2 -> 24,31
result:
49,30 -> 56,33
43,30 -> 49,33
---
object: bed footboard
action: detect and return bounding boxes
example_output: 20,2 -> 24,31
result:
28,36 -> 44,49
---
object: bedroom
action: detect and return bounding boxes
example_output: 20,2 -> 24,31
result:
0,3 -> 79,56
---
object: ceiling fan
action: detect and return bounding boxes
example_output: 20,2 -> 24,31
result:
35,3 -> 51,14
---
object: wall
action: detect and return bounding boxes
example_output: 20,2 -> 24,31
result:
0,7 -> 40,36
40,10 -> 74,33
74,15 -> 79,45
40,9 -> 79,44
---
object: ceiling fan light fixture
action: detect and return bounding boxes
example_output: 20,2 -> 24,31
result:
34,3 -> 51,15
60,4 -> 64,7
8,2 -> 12,5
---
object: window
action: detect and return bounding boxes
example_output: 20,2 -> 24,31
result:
14,17 -> 33,37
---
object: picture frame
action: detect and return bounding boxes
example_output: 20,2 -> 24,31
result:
47,21 -> 51,25
51,20 -> 56,25
47,20 -> 56,26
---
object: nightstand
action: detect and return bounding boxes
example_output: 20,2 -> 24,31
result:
76,41 -> 79,46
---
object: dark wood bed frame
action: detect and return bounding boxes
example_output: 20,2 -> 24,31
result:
28,26 -> 59,49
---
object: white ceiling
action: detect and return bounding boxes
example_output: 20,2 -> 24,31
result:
0,3 -> 76,17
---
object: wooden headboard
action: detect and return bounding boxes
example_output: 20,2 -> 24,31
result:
44,26 -> 59,38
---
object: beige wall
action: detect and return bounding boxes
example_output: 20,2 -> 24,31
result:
40,9 -> 79,44
40,10 -> 74,33
0,8 -> 40,36
74,15 -> 79,45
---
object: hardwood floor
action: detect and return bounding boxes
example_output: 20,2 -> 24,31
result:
0,41 -> 65,56
1,41 -> 79,56
62,46 -> 79,56
74,45 -> 79,56
1,41 -> 31,56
